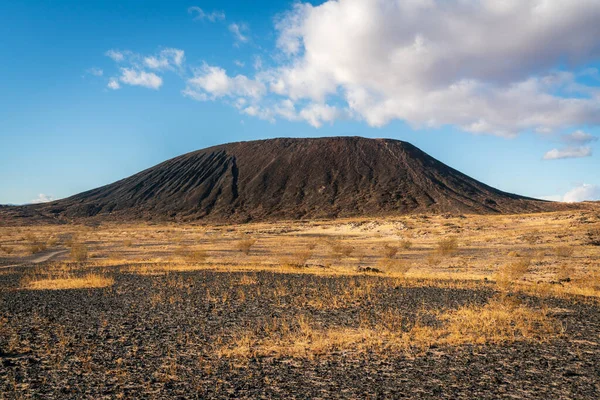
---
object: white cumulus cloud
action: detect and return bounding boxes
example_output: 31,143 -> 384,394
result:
30,194 -> 54,204
299,103 -> 341,128
102,48 -> 184,91
183,64 -> 265,100
119,68 -> 163,90
265,0 -> 600,134
563,184 -> 600,203
183,0 -> 600,133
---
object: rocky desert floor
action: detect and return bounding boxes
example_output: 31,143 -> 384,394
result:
1,208 -> 600,398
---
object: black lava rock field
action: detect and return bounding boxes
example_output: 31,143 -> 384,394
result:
1,269 -> 599,399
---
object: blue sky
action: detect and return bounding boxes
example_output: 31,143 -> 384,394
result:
1,0 -> 599,205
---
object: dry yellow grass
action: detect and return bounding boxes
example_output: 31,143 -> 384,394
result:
2,207 -> 599,299
216,296 -> 561,359
440,297 -> 560,344
22,273 -> 114,290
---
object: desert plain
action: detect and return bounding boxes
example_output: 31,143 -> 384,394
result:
1,207 -> 600,398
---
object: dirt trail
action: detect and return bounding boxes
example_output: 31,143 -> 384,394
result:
0,249 -> 68,269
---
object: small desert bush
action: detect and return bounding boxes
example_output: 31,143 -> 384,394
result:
176,245 -> 208,263
570,270 -> 600,293
70,243 -> 89,262
46,236 -> 59,247
399,240 -> 412,250
376,258 -> 411,276
522,231 -> 541,245
382,243 -> 399,258
586,228 -> 600,246
25,233 -> 47,254
496,258 -> 531,284
328,240 -> 354,260
436,237 -> 458,256
555,264 -> 575,282
63,234 -> 77,248
236,238 -> 257,255
426,253 -> 442,266
187,249 -> 208,263
555,246 -> 574,258
0,246 -> 13,255
280,249 -> 312,269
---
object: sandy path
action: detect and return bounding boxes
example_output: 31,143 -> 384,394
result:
0,249 -> 68,269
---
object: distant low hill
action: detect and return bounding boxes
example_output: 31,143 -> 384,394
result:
1,137 -> 576,223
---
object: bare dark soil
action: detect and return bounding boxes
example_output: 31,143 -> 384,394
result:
1,269 -> 599,399
1,137 -> 574,224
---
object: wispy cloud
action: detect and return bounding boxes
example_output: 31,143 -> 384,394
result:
229,23 -> 249,44
188,6 -> 225,22
543,146 -> 592,160
253,55 -> 262,71
107,78 -> 120,90
105,49 -> 125,62
561,130 -> 598,145
86,67 -> 103,77
144,48 -> 185,70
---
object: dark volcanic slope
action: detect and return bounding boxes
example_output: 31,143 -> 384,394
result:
5,137 -> 562,222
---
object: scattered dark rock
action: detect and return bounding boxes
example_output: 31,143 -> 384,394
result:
357,266 -> 383,273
